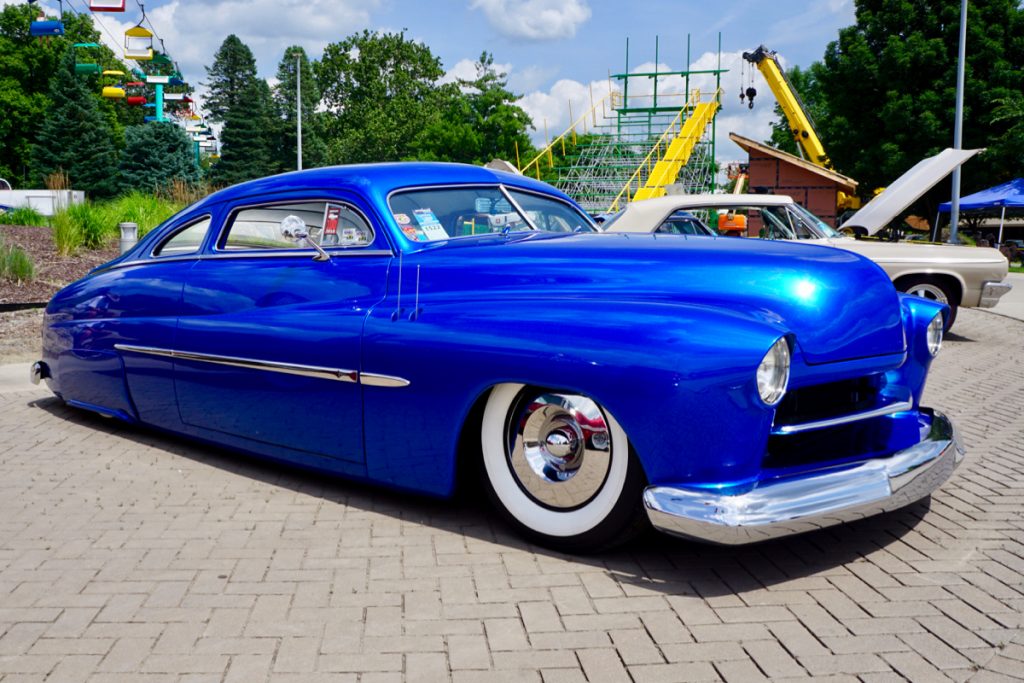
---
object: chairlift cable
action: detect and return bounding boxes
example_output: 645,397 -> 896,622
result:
63,0 -> 129,61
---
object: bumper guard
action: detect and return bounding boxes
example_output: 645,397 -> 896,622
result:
643,410 -> 964,545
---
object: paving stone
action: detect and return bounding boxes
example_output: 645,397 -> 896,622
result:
0,308 -> 1020,681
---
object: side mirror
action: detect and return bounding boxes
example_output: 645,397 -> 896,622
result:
281,216 -> 330,262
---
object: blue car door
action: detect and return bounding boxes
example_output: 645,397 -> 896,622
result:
172,196 -> 392,464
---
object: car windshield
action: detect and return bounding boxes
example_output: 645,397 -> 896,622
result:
674,203 -> 842,240
387,186 -> 595,242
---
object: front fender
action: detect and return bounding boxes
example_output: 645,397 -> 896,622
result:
360,298 -> 790,496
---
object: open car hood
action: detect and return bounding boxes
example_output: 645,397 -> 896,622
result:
842,148 -> 984,236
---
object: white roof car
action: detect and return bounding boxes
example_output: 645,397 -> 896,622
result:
603,193 -> 1011,329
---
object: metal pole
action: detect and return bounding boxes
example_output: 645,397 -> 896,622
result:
998,205 -> 1006,244
296,54 -> 303,171
949,0 -> 967,243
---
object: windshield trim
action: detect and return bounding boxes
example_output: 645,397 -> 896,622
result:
385,182 -> 594,246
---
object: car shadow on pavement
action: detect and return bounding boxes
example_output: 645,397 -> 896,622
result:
29,395 -> 928,599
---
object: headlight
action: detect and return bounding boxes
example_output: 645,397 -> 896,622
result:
927,312 -> 943,356
757,337 -> 790,406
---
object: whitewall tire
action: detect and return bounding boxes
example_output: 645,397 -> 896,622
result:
480,383 -> 646,550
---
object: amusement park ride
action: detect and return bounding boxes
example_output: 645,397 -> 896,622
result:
27,0 -> 216,162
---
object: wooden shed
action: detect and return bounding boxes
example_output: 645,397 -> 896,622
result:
729,133 -> 858,228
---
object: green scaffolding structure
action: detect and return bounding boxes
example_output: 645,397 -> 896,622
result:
532,36 -> 725,213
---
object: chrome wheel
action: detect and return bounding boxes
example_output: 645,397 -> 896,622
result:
905,282 -> 949,305
507,392 -> 612,510
480,383 -> 646,547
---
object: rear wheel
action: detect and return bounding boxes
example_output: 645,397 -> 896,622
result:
480,384 -> 647,552
897,275 -> 958,331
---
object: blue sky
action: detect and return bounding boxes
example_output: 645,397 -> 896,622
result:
20,0 -> 858,160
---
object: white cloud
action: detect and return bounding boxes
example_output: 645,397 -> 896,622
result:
470,0 -> 590,40
440,57 -> 513,86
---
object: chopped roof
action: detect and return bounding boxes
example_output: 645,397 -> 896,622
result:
190,162 -> 567,212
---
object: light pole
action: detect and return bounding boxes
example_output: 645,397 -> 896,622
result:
296,53 -> 303,171
949,0 -> 967,243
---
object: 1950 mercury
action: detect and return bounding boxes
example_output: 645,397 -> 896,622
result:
34,163 -> 964,550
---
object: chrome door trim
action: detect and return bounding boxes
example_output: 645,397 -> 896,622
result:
114,343 -> 409,387
115,344 -> 358,383
771,399 -> 915,435
360,372 -> 411,388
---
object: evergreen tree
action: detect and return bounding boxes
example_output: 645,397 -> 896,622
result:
119,122 -> 198,190
208,77 -> 277,186
0,4 -> 134,184
273,46 -> 328,170
415,52 -> 533,164
204,34 -> 258,123
31,49 -> 118,197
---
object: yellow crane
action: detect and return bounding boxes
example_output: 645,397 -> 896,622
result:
742,45 -> 861,210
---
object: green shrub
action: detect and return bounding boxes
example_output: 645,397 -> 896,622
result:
2,206 -> 47,227
51,210 -> 83,256
66,202 -> 112,249
0,242 -> 35,283
100,192 -> 183,237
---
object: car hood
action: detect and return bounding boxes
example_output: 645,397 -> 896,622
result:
826,237 -> 1009,265
842,148 -> 983,235
417,233 -> 905,365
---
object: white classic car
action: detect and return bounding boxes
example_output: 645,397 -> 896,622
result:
603,193 -> 1011,329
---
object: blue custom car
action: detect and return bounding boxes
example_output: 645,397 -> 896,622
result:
35,163 -> 964,549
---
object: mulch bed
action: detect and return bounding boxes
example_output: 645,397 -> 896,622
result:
0,224 -> 120,305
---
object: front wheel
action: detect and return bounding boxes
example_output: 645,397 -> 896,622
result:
480,384 -> 647,552
897,275 -> 958,331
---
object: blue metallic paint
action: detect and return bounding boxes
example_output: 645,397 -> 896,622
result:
42,162 -> 949,513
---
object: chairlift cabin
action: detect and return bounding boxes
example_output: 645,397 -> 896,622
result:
29,0 -> 64,37
124,26 -> 154,61
101,70 -> 125,98
30,19 -> 64,37
73,43 -> 103,75
125,81 -> 146,106
88,0 -> 126,11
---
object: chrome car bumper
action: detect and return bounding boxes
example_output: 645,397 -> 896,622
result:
979,281 -> 1012,308
644,410 -> 964,545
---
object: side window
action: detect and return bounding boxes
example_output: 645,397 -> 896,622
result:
154,216 -> 211,257
221,201 -> 374,251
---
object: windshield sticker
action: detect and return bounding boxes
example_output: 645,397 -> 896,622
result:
393,213 -> 411,225
413,208 -> 449,241
494,198 -> 512,214
474,197 -> 493,213
402,225 -> 426,241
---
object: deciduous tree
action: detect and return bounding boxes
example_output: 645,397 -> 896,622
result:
315,30 -> 445,163
811,0 -> 1024,202
414,52 -> 534,165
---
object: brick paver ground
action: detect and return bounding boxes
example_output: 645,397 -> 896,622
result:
1,308 -> 1022,682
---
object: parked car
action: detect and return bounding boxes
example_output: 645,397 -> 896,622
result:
34,163 -> 962,549
603,194 -> 1011,329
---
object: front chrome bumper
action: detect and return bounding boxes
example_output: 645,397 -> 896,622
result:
979,281 -> 1012,308
644,410 -> 964,545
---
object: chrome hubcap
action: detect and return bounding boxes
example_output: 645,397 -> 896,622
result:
907,283 -> 948,305
507,392 -> 612,510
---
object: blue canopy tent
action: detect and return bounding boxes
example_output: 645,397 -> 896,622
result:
938,178 -> 1024,243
